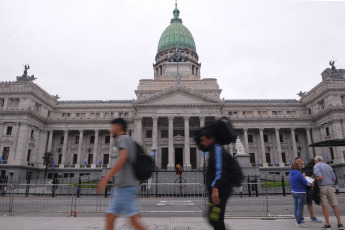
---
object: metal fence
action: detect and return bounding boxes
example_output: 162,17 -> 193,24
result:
138,183 -> 206,217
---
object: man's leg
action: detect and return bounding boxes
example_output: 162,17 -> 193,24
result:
322,205 -> 330,226
307,204 -> 314,218
331,205 -> 342,225
129,215 -> 146,230
106,213 -> 117,230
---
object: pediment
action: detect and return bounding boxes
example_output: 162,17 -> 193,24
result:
135,87 -> 221,106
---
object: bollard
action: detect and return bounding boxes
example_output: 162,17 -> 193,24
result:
255,176 -> 259,197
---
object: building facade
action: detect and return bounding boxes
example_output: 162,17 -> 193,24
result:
1,4 -> 345,181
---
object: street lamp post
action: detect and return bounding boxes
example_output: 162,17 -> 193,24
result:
9,171 -> 14,185
151,145 -> 158,197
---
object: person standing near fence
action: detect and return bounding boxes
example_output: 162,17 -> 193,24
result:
98,118 -> 146,230
313,155 -> 343,230
295,157 -> 322,224
335,184 -> 340,195
289,161 -> 310,228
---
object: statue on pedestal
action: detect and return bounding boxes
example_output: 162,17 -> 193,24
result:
16,64 -> 37,82
235,136 -> 246,155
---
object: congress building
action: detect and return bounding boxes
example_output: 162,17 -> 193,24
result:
1,4 -> 345,182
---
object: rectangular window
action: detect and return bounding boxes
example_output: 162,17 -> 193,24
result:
228,112 -> 233,116
8,98 -> 20,107
292,111 -> 297,115
161,148 -> 168,169
190,148 -> 197,169
308,109 -> 311,115
104,113 -> 108,118
96,113 -> 100,118
27,149 -> 31,162
272,111 -> 277,115
81,113 -> 86,118
264,135 -> 268,142
125,112 -> 128,117
3,147 -> 10,162
326,127 -> 330,136
330,147 -> 334,160
277,111 -> 282,115
76,113 -> 80,117
58,154 -> 62,164
161,130 -> 168,138
341,95 -> 345,105
247,111 -> 253,116
265,152 -> 271,163
47,111 -> 51,117
90,136 -> 95,144
67,113 -> 71,117
75,136 -> 79,144
31,130 -> 35,138
6,126 -> 13,135
119,113 -> 122,117
173,130 -> 185,137
88,154 -> 93,164
233,111 -> 238,116
189,130 -> 195,137
262,111 -> 268,116
287,111 -> 291,115
60,136 -> 64,144
248,135 -> 253,143
103,154 -> 109,165
62,113 -> 66,117
105,136 -> 110,144
249,153 -> 255,164
279,134 -> 284,143
0,98 -> 4,107
257,111 -> 262,115
111,113 -> 114,117
243,111 -> 247,116
146,130 -> 152,138
73,154 -> 78,164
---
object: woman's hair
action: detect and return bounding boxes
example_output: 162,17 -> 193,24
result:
290,161 -> 301,170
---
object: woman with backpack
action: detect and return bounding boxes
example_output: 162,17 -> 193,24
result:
289,161 -> 311,228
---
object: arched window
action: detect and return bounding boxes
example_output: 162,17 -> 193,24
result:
192,65 -> 195,75
159,66 -> 162,75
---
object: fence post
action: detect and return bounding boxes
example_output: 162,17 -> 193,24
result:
9,184 -> 13,216
255,176 -> 259,197
247,175 -> 251,197
281,175 -> 286,197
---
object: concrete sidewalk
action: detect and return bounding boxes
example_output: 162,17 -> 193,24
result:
1,216 -> 345,230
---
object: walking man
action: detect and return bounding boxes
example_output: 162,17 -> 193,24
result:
200,130 -> 233,230
295,157 -> 322,224
314,155 -> 343,230
98,118 -> 146,230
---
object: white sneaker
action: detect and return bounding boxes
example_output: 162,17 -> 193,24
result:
296,223 -> 306,228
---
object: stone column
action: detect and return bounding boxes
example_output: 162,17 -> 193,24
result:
198,116 -> 206,167
135,117 -> 143,144
108,135 -> 114,168
306,128 -> 313,159
168,116 -> 174,168
275,128 -> 284,166
47,130 -> 54,153
152,117 -> 158,167
36,130 -> 48,168
76,130 -> 84,168
291,128 -> 298,160
184,116 -> 191,168
32,130 -> 41,165
312,127 -> 322,156
92,130 -> 99,168
13,123 -> 30,165
259,128 -> 267,167
243,128 -> 249,154
60,130 -> 68,168
331,120 -> 345,163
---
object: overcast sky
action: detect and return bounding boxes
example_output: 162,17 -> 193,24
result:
0,0 -> 344,101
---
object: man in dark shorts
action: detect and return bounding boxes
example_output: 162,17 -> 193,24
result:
295,157 -> 322,224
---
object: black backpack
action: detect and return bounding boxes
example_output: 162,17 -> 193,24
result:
311,182 -> 321,205
132,142 -> 153,181
226,152 -> 244,187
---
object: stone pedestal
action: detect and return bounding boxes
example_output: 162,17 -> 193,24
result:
91,164 -> 96,169
235,154 -> 260,176
75,164 -> 80,169
59,164 -> 64,168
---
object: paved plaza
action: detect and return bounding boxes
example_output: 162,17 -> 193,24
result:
1,216 -> 345,230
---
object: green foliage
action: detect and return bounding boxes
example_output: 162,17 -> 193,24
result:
42,152 -> 53,165
261,181 -> 290,188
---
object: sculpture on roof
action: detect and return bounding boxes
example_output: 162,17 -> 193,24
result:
16,64 -> 37,82
329,60 -> 336,70
297,91 -> 307,97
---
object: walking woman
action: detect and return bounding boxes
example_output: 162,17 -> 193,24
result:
289,161 -> 310,228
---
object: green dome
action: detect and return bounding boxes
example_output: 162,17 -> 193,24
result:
157,4 -> 196,54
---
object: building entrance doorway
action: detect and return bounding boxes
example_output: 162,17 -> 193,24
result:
175,148 -> 183,168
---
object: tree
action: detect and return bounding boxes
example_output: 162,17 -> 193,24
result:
42,152 -> 53,179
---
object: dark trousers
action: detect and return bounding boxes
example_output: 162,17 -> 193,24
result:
207,187 -> 231,230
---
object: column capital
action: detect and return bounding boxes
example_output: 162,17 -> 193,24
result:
79,129 -> 84,133
135,116 -> 143,121
243,128 -> 248,132
305,127 -> 312,131
199,116 -> 206,121
63,129 -> 69,133
275,128 -> 280,131
183,116 -> 190,121
290,128 -> 296,132
168,116 -> 174,121
152,116 -> 158,122
94,129 -> 99,133
259,128 -> 264,132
